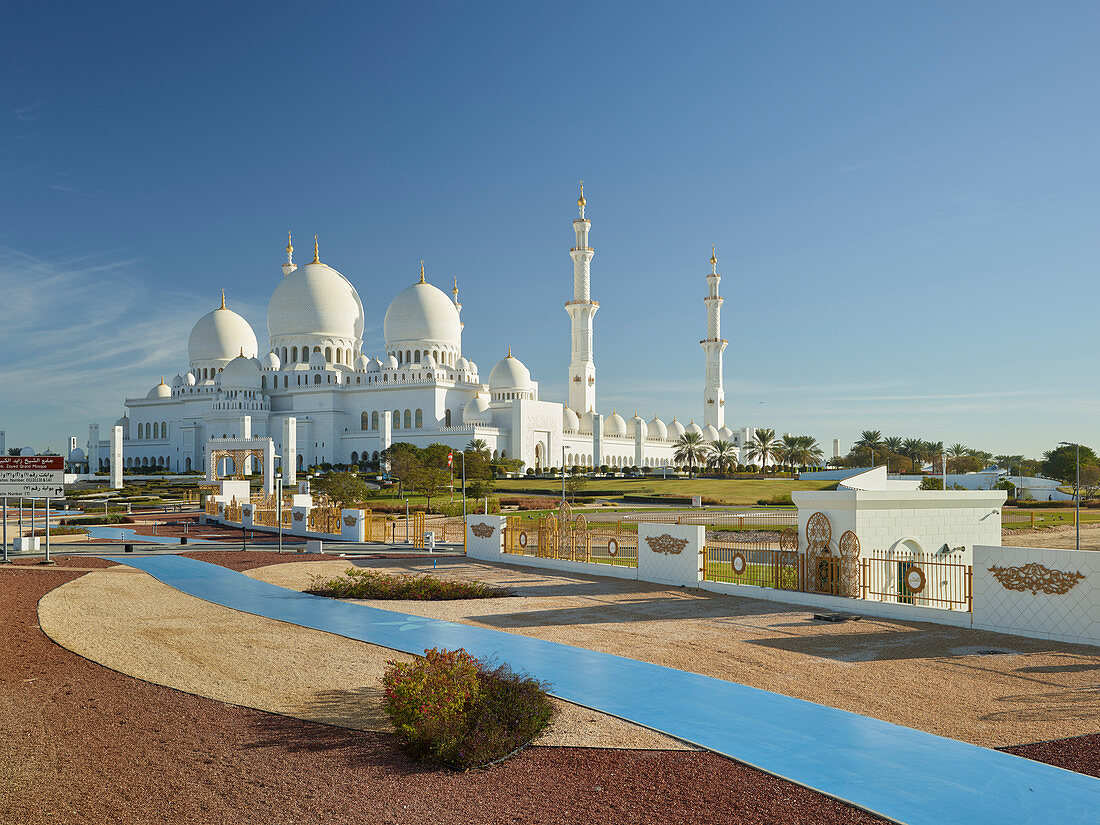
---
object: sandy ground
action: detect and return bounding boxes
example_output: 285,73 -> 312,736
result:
38,566 -> 690,751
1004,523 -> 1100,550
250,558 -> 1100,748
38,554 -> 1100,750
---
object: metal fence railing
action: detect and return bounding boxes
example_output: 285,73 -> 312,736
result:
703,540 -> 801,590
861,551 -> 972,612
503,514 -> 639,568
623,510 -> 799,530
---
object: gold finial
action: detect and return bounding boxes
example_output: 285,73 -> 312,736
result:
312,235 -> 320,263
286,232 -> 293,254
710,244 -> 717,266
419,260 -> 425,283
160,375 -> 165,385
507,345 -> 512,357
453,275 -> 458,294
240,347 -> 244,357
220,289 -> 225,309
578,179 -> 586,209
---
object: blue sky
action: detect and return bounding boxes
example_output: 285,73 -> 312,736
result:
1,1 -> 1098,457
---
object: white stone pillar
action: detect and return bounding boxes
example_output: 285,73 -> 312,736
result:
592,414 -> 604,468
87,425 -> 99,473
263,438 -> 275,496
240,415 -> 252,439
634,418 -> 647,468
282,417 -> 297,486
110,426 -> 123,490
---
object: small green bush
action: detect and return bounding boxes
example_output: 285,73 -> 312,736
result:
66,514 -> 131,525
382,647 -> 554,769
756,493 -> 795,506
306,568 -> 511,601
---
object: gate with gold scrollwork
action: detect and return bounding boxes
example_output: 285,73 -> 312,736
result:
838,530 -> 862,598
805,511 -> 841,594
210,448 -> 265,480
533,503 -> 592,562
777,528 -> 802,590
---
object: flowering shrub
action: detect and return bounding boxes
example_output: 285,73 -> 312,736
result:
306,568 -> 511,600
382,648 -> 554,769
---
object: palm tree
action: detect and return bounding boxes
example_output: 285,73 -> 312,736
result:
674,432 -> 708,478
855,430 -> 883,452
796,435 -> 824,468
926,440 -> 944,473
902,437 -> 925,466
466,438 -> 489,457
707,440 -> 738,474
883,436 -> 903,454
946,443 -> 969,474
745,428 -> 778,472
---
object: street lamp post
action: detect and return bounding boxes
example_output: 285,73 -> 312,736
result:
1059,441 -> 1080,552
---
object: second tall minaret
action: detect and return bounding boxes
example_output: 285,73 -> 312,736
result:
701,246 -> 727,428
566,183 -> 598,412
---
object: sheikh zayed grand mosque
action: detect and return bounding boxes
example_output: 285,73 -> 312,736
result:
86,189 -> 759,475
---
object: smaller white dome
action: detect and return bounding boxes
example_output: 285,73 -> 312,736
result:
467,360 -> 477,374
667,419 -> 686,439
456,356 -> 470,371
463,396 -> 493,424
171,374 -> 183,388
563,407 -> 580,431
649,417 -> 667,439
702,424 -> 719,442
19,446 -> 35,456
685,420 -> 703,436
261,351 -> 281,370
308,350 -> 327,368
354,354 -> 370,371
147,379 -> 172,399
424,353 -> 437,369
489,350 -> 532,393
69,447 -> 86,462
718,426 -> 734,441
218,354 -> 262,389
114,414 -> 129,429
579,410 -> 595,433
185,372 -> 196,385
605,411 -> 626,436
368,357 -> 382,372
383,354 -> 399,369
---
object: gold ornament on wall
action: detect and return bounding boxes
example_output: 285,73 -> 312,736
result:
988,562 -> 1085,595
471,522 -> 496,538
343,515 -> 358,527
645,533 -> 690,555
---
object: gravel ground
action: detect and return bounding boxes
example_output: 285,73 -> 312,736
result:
249,558 -> 1100,749
2,563 -> 892,825
1003,523 -> 1100,550
1002,732 -> 1100,777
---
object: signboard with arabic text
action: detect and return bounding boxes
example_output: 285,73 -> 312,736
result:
0,455 -> 65,498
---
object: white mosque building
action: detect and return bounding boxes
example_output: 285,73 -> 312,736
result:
87,190 -> 758,476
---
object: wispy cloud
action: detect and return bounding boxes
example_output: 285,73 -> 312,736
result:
47,182 -> 95,197
0,246 -> 266,446
13,102 -> 44,122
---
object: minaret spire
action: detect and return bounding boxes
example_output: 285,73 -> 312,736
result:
282,232 -> 297,277
419,260 -> 426,283
566,182 -> 599,412
312,235 -> 320,263
701,246 -> 728,428
220,288 -> 226,309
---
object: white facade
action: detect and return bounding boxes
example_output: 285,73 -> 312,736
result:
93,193 -> 763,475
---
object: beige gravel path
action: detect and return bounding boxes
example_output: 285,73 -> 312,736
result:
250,558 -> 1100,749
37,567 -> 691,751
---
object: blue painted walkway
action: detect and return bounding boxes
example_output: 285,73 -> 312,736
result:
107,555 -> 1100,825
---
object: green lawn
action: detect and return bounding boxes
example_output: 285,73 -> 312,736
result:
493,477 -> 837,506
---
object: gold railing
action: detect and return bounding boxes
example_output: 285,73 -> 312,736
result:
503,504 -> 638,568
703,540 -> 801,590
862,552 -> 972,611
224,498 -> 242,523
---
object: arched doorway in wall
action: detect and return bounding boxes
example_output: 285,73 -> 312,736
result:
889,538 -> 924,604
185,457 -> 192,472
297,454 -> 304,471
351,451 -> 358,464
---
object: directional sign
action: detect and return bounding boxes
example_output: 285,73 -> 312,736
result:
0,456 -> 65,498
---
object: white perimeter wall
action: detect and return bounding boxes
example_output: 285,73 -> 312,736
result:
974,544 -> 1100,646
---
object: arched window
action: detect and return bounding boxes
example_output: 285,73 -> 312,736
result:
372,451 -> 379,461
153,423 -> 160,439
397,351 -> 402,364
444,409 -> 452,427
414,350 -> 421,363
297,454 -> 304,470
403,409 -> 411,429
393,410 -> 400,429
314,374 -> 321,385
283,376 -> 288,388
261,375 -> 266,389
372,411 -> 378,430
325,346 -> 333,362
350,451 -> 358,464
335,348 -> 341,365
383,374 -> 388,382
361,411 -> 369,431
291,347 -> 298,362
406,350 -> 411,364
432,350 -> 439,363
415,409 -> 423,428
162,422 -> 167,437
313,346 -> 321,354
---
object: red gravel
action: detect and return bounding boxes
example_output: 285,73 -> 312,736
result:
1002,734 -> 1100,777
0,561 -> 897,824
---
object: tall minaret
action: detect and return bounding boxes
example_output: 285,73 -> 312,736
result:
282,232 -> 297,277
452,276 -> 463,330
701,246 -> 727,428
566,182 -> 598,412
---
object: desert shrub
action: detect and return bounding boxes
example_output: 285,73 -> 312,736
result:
32,526 -> 89,537
66,514 -> 132,525
498,495 -> 558,510
382,647 -> 554,769
306,568 -> 511,600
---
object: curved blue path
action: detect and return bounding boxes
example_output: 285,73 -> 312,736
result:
107,555 -> 1100,825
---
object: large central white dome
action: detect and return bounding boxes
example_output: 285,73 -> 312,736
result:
268,261 -> 365,341
383,277 -> 461,352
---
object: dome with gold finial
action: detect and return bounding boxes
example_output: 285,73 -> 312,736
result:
710,245 -> 717,266
188,292 -> 258,370
383,261 -> 462,357
268,235 -> 365,350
